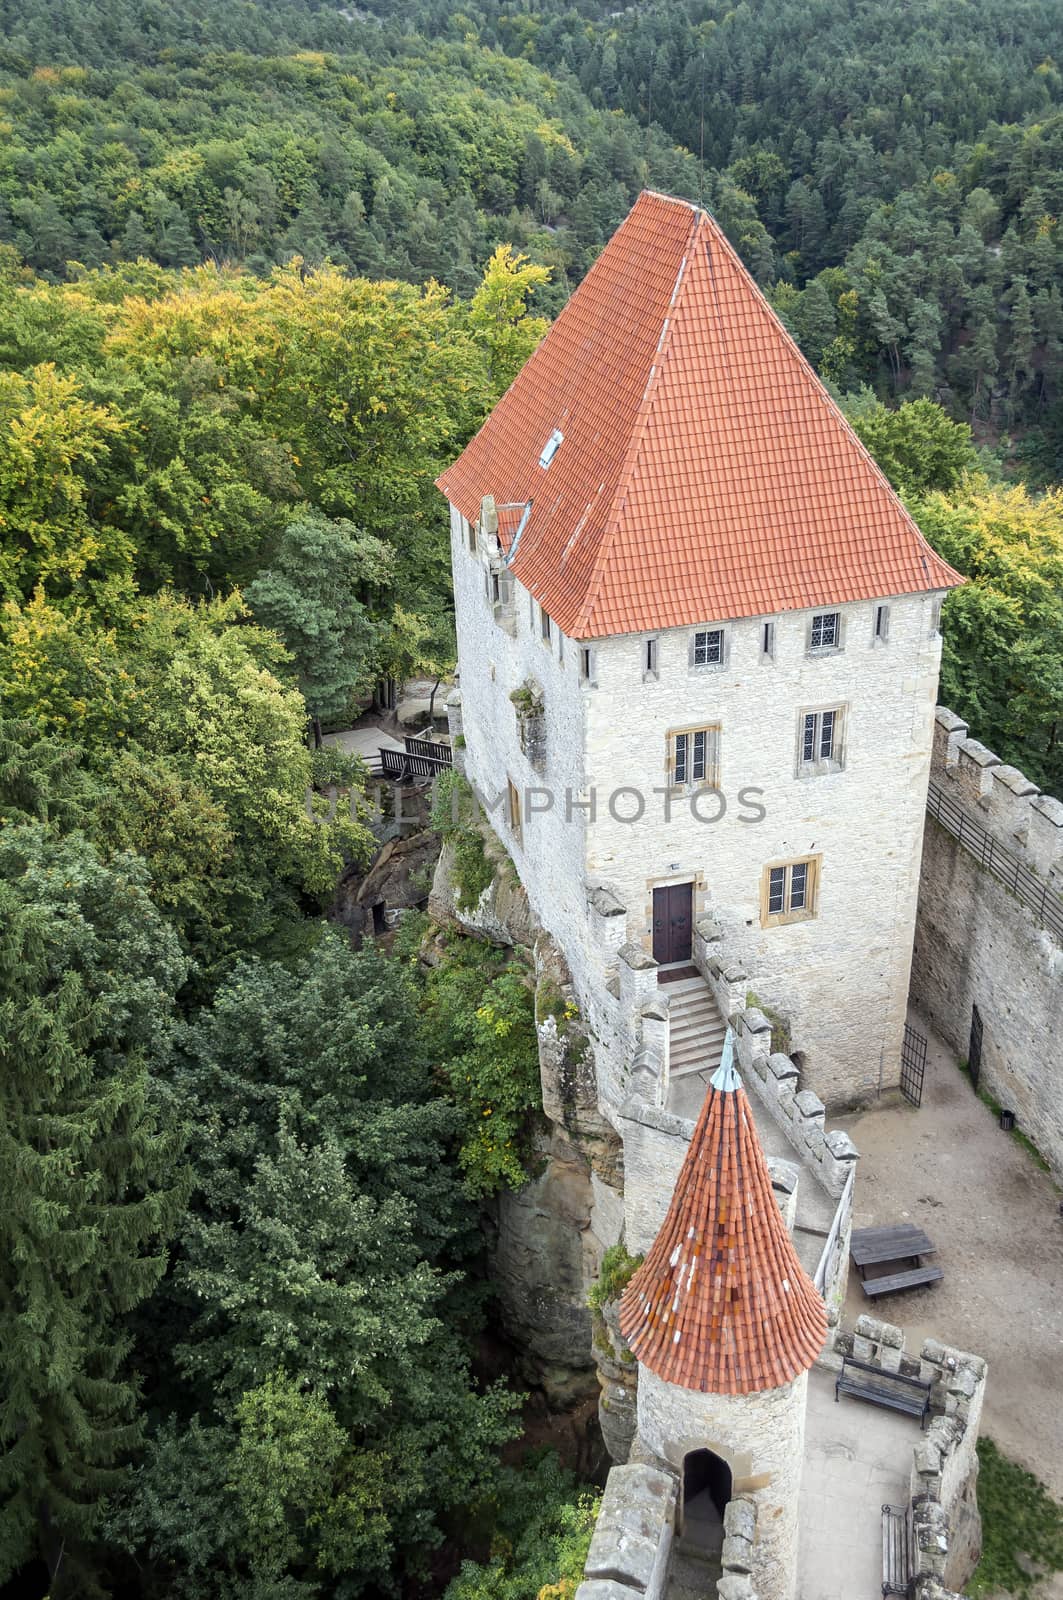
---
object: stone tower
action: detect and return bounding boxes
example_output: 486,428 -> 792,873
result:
619,1040 -> 827,1600
437,188 -> 963,1112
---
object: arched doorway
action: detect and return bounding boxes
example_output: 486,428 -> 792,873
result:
680,1449 -> 732,1553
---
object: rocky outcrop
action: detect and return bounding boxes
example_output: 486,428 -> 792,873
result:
593,1298 -> 639,1465
333,825 -> 439,943
430,820 -> 625,1403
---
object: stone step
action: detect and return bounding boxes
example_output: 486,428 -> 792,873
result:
671,1039 -> 726,1068
670,1057 -> 725,1081
670,1009 -> 727,1036
668,992 -> 720,1016
670,1012 -> 727,1042
671,1041 -> 726,1068
661,975 -> 714,999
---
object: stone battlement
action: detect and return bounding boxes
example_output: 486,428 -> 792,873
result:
932,708 -> 1063,884
836,1314 -> 987,1599
915,708 -> 1063,1179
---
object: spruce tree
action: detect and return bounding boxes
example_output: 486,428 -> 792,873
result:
0,828 -> 188,1590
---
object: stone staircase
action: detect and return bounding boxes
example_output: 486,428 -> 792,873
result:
662,970 -> 728,1080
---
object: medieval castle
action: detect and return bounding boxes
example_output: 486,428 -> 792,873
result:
429,192 -> 1052,1600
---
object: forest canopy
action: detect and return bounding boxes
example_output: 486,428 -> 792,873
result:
2,1 -> 1063,1597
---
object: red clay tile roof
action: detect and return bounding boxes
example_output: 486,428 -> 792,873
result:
437,190 -> 962,639
618,1075 -> 827,1395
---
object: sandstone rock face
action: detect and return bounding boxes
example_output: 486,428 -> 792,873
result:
333,826 -> 439,943
489,1124 -> 598,1404
431,825 -> 625,1403
593,1298 -> 638,1465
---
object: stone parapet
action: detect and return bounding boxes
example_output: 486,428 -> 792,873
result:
735,1009 -> 858,1201
931,706 -> 1063,881
577,1462 -> 678,1600
836,1316 -> 986,1596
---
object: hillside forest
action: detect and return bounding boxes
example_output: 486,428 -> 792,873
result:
1,1 -> 1062,1598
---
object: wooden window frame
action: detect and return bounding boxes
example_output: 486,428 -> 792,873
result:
507,778 -> 522,844
666,722 -> 721,791
760,856 -> 820,928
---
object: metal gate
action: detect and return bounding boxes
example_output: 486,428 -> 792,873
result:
901,1022 -> 927,1106
968,1005 -> 983,1091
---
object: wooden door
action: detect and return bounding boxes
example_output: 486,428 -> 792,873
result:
652,883 -> 693,965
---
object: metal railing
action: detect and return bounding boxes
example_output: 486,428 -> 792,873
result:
926,781 -> 1063,942
814,1163 -> 855,1297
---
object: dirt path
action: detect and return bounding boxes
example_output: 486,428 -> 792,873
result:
836,1008 -> 1063,1502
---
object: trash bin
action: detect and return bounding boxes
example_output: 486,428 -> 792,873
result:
999,1109 -> 1016,1131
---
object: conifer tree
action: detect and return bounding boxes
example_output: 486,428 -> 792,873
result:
0,828 -> 188,1590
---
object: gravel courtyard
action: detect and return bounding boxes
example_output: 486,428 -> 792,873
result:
836,1007 -> 1063,1501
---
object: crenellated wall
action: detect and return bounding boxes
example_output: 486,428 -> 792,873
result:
912,708 -> 1063,1179
838,1314 -> 986,1598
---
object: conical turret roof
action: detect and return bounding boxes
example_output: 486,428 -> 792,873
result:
619,1044 -> 827,1395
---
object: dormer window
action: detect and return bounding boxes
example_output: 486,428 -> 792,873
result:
538,429 -> 564,469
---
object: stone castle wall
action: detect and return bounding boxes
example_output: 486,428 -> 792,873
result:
840,1314 -> 987,1597
912,708 -> 1063,1178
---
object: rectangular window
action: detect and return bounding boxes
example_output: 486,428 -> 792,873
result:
762,858 -> 818,926
467,518 -> 477,554
580,646 -> 595,684
874,603 -> 890,643
799,707 -> 842,771
930,597 -> 943,638
692,627 -> 726,668
540,607 -> 552,644
809,611 -> 841,652
762,620 -> 776,659
558,631 -> 564,665
644,637 -> 658,678
670,725 -> 720,788
507,778 -> 522,843
491,571 -> 501,605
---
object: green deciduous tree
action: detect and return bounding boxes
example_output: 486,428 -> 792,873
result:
915,484 -> 1063,792
245,511 -> 391,725
843,394 -> 977,497
110,937 -> 519,1598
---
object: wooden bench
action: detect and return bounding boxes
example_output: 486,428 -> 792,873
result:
881,1502 -> 912,1597
862,1264 -> 943,1299
835,1355 -> 931,1427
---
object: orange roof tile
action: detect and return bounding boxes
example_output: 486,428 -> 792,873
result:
618,1056 -> 827,1395
437,190 -> 962,640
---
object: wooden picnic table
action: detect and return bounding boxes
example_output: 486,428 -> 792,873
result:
850,1224 -> 942,1300
850,1224 -> 936,1274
